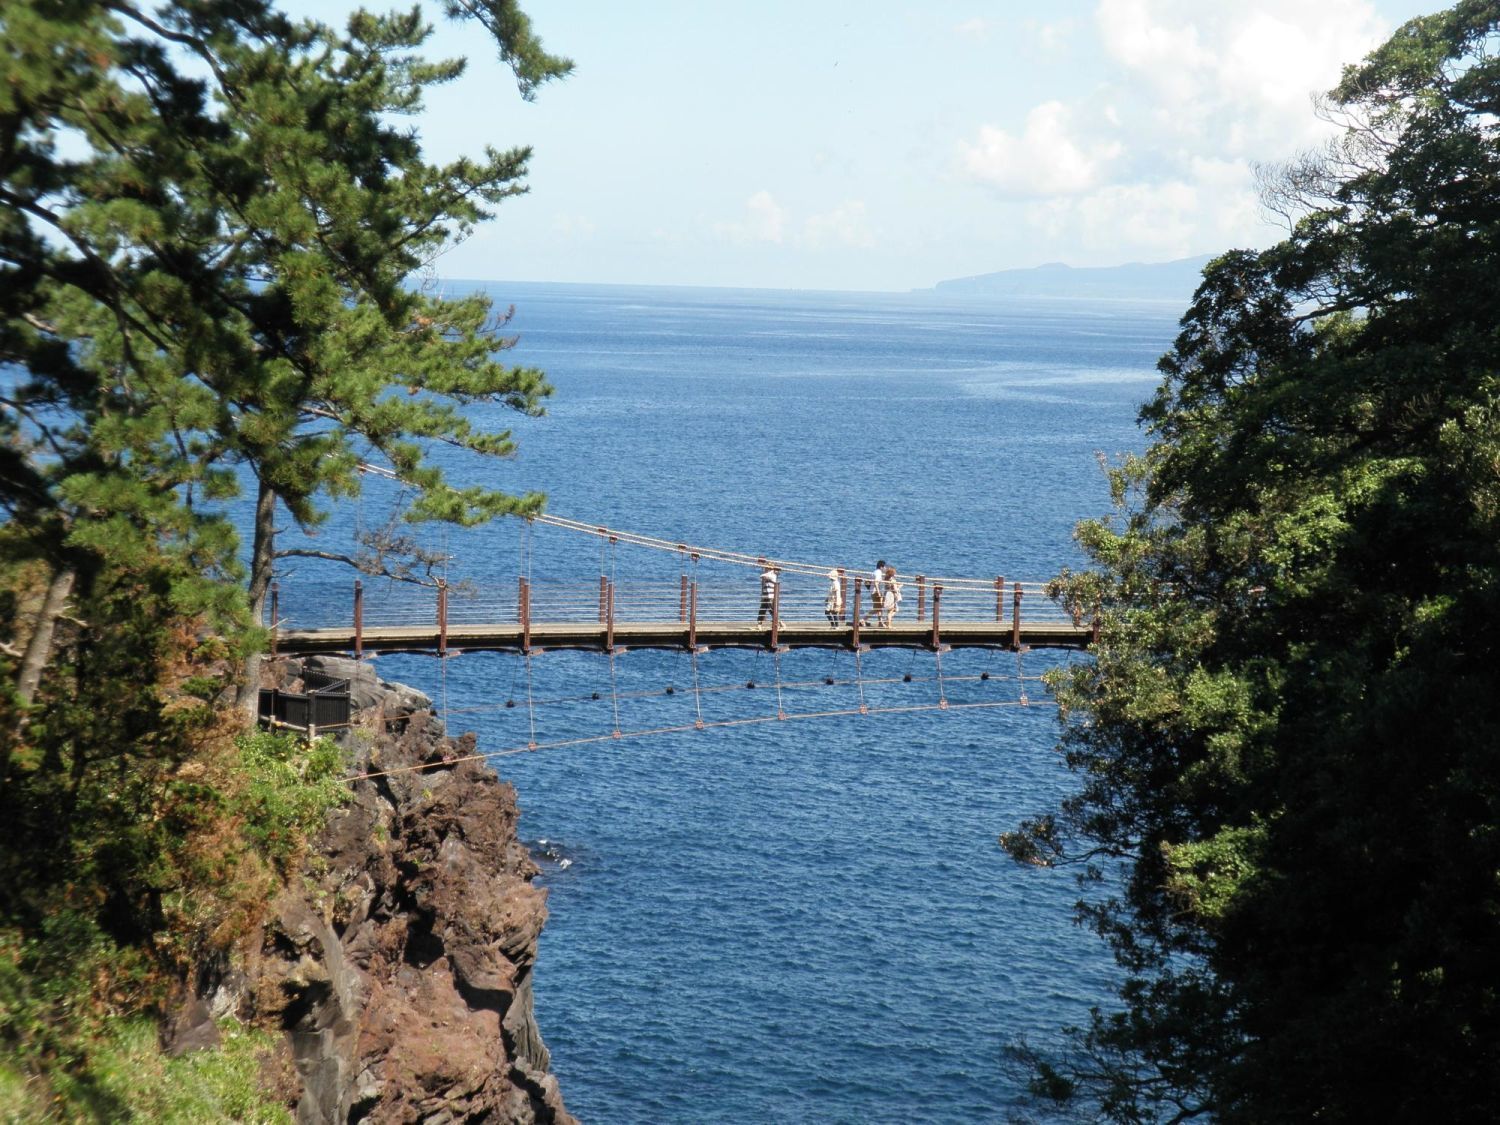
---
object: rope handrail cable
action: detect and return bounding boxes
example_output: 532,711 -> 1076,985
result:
531,514 -> 1025,593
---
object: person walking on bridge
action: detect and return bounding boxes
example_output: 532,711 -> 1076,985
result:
825,569 -> 843,626
880,566 -> 902,627
866,559 -> 887,626
757,564 -> 779,625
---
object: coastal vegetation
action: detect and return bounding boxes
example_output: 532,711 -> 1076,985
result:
1008,3 -> 1500,1119
0,0 -> 564,1116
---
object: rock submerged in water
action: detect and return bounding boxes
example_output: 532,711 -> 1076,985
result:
207,657 -> 573,1123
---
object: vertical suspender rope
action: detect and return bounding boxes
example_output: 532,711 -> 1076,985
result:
608,645 -> 623,738
509,517 -> 530,714
1016,647 -> 1028,706
690,552 -> 705,729
525,650 -> 538,749
608,535 -> 621,737
774,648 -> 786,720
609,534 -> 618,609
854,647 -> 868,715
934,647 -> 948,710
691,645 -> 705,730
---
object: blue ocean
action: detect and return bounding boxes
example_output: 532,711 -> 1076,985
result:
282,283 -> 1183,1122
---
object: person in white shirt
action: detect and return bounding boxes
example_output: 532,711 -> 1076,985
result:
757,565 -> 779,624
824,569 -> 843,625
866,559 -> 887,625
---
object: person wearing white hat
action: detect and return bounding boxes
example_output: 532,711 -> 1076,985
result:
824,569 -> 843,626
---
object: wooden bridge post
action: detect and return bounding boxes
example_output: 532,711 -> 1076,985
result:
769,578 -> 781,650
1011,584 -> 1023,650
437,579 -> 448,657
916,575 -> 926,622
687,580 -> 698,650
353,579 -> 363,661
931,583 -> 943,650
850,578 -> 862,649
605,579 -> 615,652
269,582 -> 279,659
519,576 -> 531,654
995,577 -> 1005,622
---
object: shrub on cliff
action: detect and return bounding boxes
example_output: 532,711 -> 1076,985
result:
0,550 -> 346,1118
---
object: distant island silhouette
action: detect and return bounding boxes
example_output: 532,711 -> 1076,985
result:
927,254 -> 1214,301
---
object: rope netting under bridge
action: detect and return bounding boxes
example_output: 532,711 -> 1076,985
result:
344,642 -> 1056,786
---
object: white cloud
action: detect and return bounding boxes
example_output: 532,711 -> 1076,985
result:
1096,0 -> 1389,150
959,101 -> 1123,197
960,1 -> 1394,260
803,200 -> 874,249
1029,158 -> 1259,260
714,190 -> 787,245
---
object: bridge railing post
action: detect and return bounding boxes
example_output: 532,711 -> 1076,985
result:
916,575 -> 926,622
1011,584 -> 1023,650
687,580 -> 698,650
931,583 -> 943,650
353,579 -> 363,661
519,576 -> 531,654
850,578 -> 862,649
605,579 -> 615,652
769,578 -> 781,650
995,577 -> 1005,622
438,579 -> 448,657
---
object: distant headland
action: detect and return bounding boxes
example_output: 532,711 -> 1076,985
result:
925,254 -> 1215,301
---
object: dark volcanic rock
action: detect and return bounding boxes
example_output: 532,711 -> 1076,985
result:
232,661 -> 571,1124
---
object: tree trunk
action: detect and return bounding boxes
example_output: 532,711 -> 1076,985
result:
237,479 -> 277,717
2,562 -> 76,793
15,564 -> 76,707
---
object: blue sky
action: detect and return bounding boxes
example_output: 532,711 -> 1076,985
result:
306,1 -> 1442,291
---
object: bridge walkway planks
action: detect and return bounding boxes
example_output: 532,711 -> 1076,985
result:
276,619 -> 1093,655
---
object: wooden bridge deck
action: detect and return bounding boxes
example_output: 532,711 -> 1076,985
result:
275,618 -> 1093,656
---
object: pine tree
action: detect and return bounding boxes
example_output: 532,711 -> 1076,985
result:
0,1 -> 570,705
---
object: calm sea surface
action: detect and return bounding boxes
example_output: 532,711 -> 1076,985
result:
284,283 -> 1183,1122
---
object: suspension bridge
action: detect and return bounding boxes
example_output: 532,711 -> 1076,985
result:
264,516 -> 1099,778
269,515 -> 1097,659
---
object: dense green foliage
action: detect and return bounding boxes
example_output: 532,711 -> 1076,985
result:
0,1 -> 567,1116
0,0 -> 570,691
1008,4 -> 1500,1120
0,542 -> 350,1116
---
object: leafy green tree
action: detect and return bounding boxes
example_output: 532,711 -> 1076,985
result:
0,0 -> 569,706
1007,4 -> 1500,1120
0,0 -> 570,1110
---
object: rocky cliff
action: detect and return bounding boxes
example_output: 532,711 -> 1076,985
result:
191,656 -> 572,1124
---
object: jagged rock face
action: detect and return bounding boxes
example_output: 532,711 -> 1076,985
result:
236,665 -> 573,1124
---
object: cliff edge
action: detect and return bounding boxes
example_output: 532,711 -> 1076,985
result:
200,656 -> 572,1124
